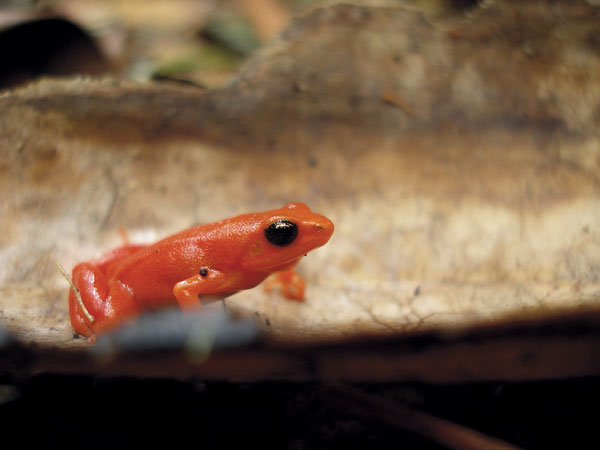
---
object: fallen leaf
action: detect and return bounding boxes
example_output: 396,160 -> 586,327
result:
1,1 -> 599,380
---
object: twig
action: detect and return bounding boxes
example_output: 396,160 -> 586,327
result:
56,262 -> 94,323
326,383 -> 522,450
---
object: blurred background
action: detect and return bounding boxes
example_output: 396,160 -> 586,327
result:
0,0 -> 483,90
0,0 -> 333,89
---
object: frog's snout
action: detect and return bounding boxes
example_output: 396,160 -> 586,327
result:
311,216 -> 334,246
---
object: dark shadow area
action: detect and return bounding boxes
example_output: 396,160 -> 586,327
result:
1,374 -> 598,449
0,17 -> 110,90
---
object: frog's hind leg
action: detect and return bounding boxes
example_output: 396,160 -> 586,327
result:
68,262 -> 141,337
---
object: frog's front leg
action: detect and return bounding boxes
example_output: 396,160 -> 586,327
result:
263,269 -> 305,301
173,269 -> 239,309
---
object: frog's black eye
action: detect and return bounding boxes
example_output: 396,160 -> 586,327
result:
265,220 -> 298,247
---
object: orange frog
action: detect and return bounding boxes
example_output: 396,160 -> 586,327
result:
66,203 -> 334,337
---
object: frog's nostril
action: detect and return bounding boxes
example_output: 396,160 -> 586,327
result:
309,215 -> 334,243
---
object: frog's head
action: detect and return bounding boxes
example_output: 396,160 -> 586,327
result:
241,202 -> 334,274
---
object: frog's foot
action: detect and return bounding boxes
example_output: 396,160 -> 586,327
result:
263,269 -> 305,301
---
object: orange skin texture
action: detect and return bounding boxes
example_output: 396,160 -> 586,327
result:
68,203 -> 334,337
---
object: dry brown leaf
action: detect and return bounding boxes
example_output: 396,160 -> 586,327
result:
1,1 -> 600,380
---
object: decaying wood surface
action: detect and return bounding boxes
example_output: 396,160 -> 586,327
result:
1,1 -> 600,380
